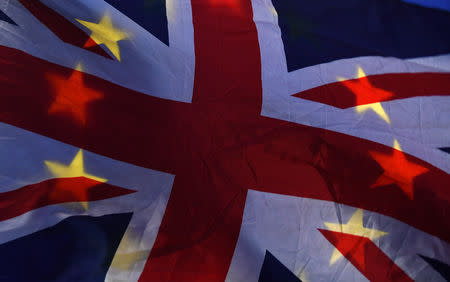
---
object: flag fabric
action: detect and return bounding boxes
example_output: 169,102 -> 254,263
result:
0,0 -> 449,281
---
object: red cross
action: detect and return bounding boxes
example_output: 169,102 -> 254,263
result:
0,0 -> 449,281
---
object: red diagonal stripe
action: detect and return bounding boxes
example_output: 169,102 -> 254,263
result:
293,72 -> 450,109
17,0 -> 112,59
0,177 -> 136,222
319,229 -> 413,282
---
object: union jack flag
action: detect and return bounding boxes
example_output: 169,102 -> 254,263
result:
0,0 -> 449,281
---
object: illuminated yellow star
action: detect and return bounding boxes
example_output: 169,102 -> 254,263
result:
45,149 -> 107,210
110,231 -> 150,271
297,269 -> 308,282
111,250 -> 150,270
355,103 -> 390,124
45,149 -> 107,182
76,14 -> 128,61
324,209 -> 388,265
338,67 -> 392,124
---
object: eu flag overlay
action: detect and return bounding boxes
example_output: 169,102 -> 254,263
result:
0,0 -> 449,280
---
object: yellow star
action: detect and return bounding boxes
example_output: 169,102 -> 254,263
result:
45,149 -> 107,182
297,269 -> 308,282
110,231 -> 150,271
110,250 -> 150,271
44,149 -> 107,211
76,14 -> 128,61
338,67 -> 392,124
324,209 -> 388,265
355,103 -> 391,124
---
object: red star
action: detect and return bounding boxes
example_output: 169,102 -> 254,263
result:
370,146 -> 428,199
47,67 -> 103,125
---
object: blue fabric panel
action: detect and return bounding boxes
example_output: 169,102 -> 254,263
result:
259,250 -> 302,282
0,213 -> 132,282
419,254 -> 450,280
105,0 -> 168,45
272,0 -> 450,71
0,9 -> 16,25
403,0 -> 450,11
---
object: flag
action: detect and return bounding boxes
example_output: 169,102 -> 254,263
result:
0,0 -> 449,281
